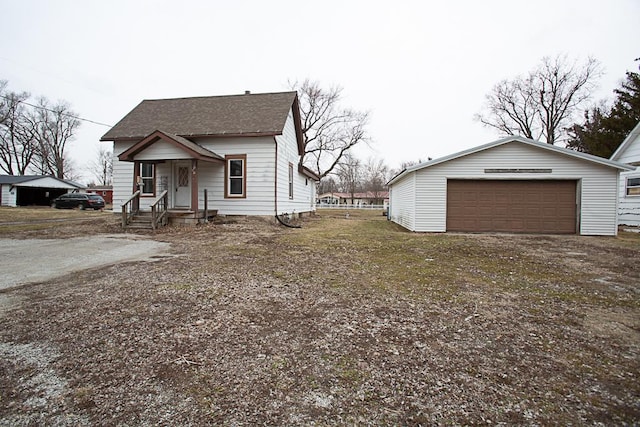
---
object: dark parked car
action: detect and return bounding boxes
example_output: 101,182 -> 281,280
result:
52,193 -> 105,210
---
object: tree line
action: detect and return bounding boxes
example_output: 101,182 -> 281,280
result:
301,55 -> 639,196
3,58 -> 637,188
0,80 -> 82,179
475,55 -> 640,158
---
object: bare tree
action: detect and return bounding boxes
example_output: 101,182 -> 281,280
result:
88,147 -> 113,186
335,153 -> 362,204
291,79 -> 369,179
476,55 -> 602,144
317,175 -> 339,195
0,85 -> 37,175
362,157 -> 389,204
28,97 -> 81,178
0,80 -> 8,123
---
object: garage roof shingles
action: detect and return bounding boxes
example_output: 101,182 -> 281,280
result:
101,91 -> 298,141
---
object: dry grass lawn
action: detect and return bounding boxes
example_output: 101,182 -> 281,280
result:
0,208 -> 639,425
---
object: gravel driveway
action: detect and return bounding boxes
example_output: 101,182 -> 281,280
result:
0,235 -> 171,290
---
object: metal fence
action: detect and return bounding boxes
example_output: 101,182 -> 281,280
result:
317,204 -> 386,210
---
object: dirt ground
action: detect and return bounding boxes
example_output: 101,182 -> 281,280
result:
0,210 -> 638,425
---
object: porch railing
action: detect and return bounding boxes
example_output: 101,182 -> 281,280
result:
150,190 -> 168,229
121,190 -> 141,227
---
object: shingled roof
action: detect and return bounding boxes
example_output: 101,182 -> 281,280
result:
101,91 -> 300,141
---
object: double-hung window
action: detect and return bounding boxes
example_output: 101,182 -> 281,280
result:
139,163 -> 155,196
626,177 -> 640,196
225,154 -> 246,198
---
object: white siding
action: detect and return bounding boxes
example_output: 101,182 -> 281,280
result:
389,173 -> 416,231
618,169 -> 640,226
195,136 -> 275,215
615,133 -> 640,164
135,139 -> 192,161
391,141 -> 621,236
112,141 -> 136,211
1,184 -> 17,207
615,133 -> 640,226
112,138 -> 276,215
274,110 -> 314,215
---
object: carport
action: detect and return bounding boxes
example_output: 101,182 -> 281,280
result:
0,175 -> 84,207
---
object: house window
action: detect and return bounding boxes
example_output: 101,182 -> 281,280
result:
627,177 -> 640,196
289,163 -> 294,199
139,163 -> 155,196
225,154 -> 246,198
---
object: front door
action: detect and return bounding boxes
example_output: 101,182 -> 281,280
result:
174,162 -> 191,208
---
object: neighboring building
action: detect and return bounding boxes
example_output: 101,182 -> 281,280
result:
317,191 -> 389,208
610,121 -> 640,226
387,136 -> 633,236
0,175 -> 84,207
101,91 -> 319,220
86,185 -> 113,204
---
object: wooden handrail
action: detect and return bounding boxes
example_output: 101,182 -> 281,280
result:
150,190 -> 168,230
121,190 -> 141,227
123,190 -> 141,205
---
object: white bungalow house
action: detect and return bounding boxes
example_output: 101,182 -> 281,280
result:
0,175 -> 84,207
387,136 -> 634,236
101,91 -> 319,226
610,121 -> 640,226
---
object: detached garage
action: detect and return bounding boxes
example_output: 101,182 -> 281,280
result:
387,137 -> 634,236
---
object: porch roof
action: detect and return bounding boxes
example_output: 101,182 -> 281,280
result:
118,130 -> 224,162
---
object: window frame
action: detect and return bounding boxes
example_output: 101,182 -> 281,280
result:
225,154 -> 247,199
138,162 -> 156,197
626,176 -> 640,197
288,162 -> 294,199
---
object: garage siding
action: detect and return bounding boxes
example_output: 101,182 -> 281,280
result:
389,173 -> 415,231
612,132 -> 640,226
407,142 -> 621,235
1,184 -> 16,207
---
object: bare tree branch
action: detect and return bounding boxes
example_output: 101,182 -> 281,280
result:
476,55 -> 602,144
87,147 -> 113,186
290,79 -> 370,179
0,85 -> 37,175
28,97 -> 81,178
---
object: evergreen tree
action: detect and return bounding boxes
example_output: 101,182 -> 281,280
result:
567,70 -> 640,157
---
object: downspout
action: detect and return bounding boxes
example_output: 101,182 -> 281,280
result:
274,137 -> 278,217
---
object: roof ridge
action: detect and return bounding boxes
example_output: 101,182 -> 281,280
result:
141,91 -> 297,103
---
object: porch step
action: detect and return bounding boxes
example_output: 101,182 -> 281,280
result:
123,209 -> 218,229
125,211 -> 156,230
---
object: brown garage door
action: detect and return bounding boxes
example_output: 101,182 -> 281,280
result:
446,180 -> 577,234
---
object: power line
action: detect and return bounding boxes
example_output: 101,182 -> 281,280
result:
0,94 -> 113,128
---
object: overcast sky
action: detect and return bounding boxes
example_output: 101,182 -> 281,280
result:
1,0 -> 638,183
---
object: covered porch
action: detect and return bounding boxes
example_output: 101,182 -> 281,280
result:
117,130 -> 224,228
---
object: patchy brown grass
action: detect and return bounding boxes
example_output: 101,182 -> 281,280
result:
0,207 -> 115,236
0,209 -> 639,425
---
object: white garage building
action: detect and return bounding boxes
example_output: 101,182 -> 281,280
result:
387,137 -> 634,236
